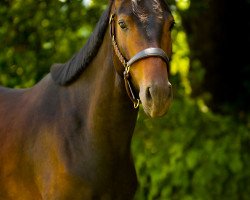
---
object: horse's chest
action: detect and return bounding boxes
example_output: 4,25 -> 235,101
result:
36,149 -> 138,199
60,157 -> 138,199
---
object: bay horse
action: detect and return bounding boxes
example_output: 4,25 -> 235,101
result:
0,0 -> 174,199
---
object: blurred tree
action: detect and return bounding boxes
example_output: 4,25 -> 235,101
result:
179,0 -> 250,116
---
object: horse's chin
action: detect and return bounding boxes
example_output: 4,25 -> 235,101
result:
140,99 -> 172,118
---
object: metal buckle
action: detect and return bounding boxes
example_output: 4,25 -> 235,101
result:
134,99 -> 140,109
125,65 -> 130,75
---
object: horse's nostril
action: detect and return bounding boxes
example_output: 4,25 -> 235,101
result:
144,83 -> 172,103
146,87 -> 152,101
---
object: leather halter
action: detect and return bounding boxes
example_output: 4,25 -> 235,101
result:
109,14 -> 170,108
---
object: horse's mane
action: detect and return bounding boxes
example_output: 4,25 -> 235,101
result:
50,3 -> 112,85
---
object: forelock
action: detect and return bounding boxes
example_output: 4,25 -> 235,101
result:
152,0 -> 163,17
131,0 -> 147,22
131,0 -> 163,22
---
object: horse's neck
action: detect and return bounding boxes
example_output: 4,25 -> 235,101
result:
71,32 -> 138,155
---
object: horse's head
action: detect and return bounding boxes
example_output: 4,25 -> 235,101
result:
110,0 -> 174,118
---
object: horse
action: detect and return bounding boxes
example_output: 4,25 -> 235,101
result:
0,0 -> 174,199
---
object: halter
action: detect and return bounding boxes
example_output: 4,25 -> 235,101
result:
109,14 -> 170,108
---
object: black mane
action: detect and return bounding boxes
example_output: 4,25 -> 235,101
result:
50,4 -> 112,85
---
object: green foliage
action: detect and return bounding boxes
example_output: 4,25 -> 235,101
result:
0,0 -> 106,88
133,93 -> 250,200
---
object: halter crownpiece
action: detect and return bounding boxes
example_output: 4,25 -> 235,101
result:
109,14 -> 170,108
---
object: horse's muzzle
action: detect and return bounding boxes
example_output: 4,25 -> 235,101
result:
140,81 -> 173,118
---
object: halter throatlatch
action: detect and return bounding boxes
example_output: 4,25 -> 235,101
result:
109,14 -> 170,109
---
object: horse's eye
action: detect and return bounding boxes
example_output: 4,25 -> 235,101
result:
118,20 -> 127,30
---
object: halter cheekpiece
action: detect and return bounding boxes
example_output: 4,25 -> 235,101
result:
109,14 -> 170,108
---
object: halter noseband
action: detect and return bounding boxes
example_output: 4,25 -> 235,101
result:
109,14 -> 170,108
